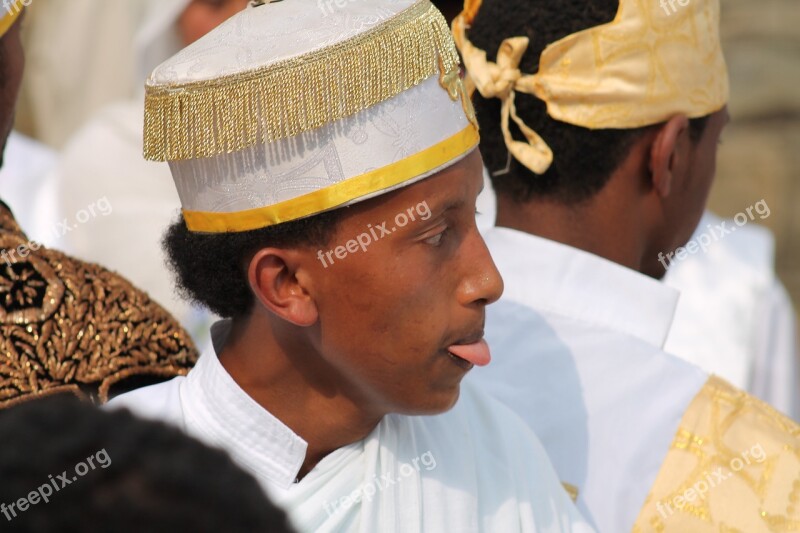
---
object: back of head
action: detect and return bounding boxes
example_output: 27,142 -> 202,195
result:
0,397 -> 294,533
468,0 -> 714,205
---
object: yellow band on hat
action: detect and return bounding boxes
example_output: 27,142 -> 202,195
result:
182,124 -> 480,233
0,0 -> 24,38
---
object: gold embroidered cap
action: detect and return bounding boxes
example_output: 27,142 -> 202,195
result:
454,0 -> 729,174
144,0 -> 478,233
0,0 -> 24,38
0,206 -> 198,408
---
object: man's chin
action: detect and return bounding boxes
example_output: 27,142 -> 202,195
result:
396,385 -> 462,417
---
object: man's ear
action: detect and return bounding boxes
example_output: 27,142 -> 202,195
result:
247,248 -> 319,327
649,114 -> 691,198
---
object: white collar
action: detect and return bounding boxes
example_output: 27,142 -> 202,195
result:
182,321 -> 308,490
485,227 -> 679,348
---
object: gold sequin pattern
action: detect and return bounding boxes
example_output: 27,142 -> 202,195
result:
143,0 -> 460,162
632,376 -> 800,532
0,205 -> 198,408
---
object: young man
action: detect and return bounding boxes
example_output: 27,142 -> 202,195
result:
0,1 -> 198,408
110,1 -> 594,531
455,0 -> 800,531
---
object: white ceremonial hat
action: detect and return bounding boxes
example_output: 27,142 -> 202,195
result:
144,0 -> 478,233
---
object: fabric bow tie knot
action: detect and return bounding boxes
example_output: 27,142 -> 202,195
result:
455,21 -> 554,175
479,38 -> 527,99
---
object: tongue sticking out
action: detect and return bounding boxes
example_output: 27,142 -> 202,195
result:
448,339 -> 492,367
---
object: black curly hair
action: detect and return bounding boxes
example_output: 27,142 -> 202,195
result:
431,0 -> 462,22
0,396 -> 293,532
164,209 -> 342,319
469,0 -> 710,205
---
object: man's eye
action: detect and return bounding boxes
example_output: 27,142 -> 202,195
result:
424,230 -> 446,246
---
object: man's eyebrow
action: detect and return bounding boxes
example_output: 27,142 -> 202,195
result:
429,197 -> 466,217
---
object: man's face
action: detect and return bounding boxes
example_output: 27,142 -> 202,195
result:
304,149 -> 503,416
177,0 -> 250,46
0,12 -> 24,166
644,106 -> 729,278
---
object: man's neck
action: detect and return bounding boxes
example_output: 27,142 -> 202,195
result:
218,314 -> 384,479
494,191 -> 644,272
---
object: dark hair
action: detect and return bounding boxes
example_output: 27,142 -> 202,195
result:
164,209 -> 342,318
431,0 -> 463,22
469,0 -> 710,204
0,397 -> 294,533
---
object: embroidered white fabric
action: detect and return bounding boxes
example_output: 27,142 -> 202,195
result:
168,73 -> 472,215
149,0 -> 416,86
156,0 -> 473,216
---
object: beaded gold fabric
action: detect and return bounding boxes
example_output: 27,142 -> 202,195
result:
633,376 -> 800,532
0,204 -> 198,408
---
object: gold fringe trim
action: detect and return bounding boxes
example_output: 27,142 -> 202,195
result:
144,0 -> 458,162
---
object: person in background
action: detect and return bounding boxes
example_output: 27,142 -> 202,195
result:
51,0 -> 248,348
0,132 -> 56,246
0,1 -> 198,409
476,185 -> 800,420
0,396 -> 294,532
111,1 -> 594,531
457,0 -> 800,530
663,209 -> 800,419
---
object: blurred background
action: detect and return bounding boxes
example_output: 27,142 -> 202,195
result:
6,0 -> 799,337
710,0 -> 800,309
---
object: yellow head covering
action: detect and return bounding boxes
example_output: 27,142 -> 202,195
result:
0,0 -> 24,38
454,0 -> 729,174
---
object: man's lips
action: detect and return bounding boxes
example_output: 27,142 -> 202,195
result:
447,338 -> 491,368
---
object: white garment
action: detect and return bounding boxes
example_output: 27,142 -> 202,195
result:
135,0 -> 191,90
468,228 -> 709,533
0,132 -> 58,245
109,322 -> 595,533
475,177 -> 800,420
54,103 -> 214,349
664,212 -> 800,419
49,0 -> 214,348
17,0 -> 151,148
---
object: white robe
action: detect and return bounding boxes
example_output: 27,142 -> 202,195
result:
109,322 -> 595,533
17,0 -> 189,147
53,103 -> 214,349
476,181 -> 799,420
0,132 -> 58,245
664,212 -> 799,419
468,227 -> 709,533
49,0 -> 213,349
